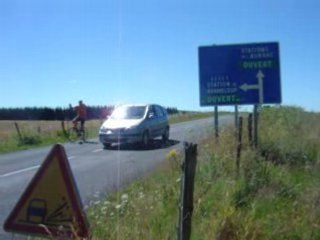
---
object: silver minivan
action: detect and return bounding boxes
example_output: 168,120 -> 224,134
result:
99,104 -> 170,148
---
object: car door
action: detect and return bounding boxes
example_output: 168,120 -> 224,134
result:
154,105 -> 167,136
146,105 -> 159,138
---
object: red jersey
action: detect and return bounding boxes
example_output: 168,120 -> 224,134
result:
76,104 -> 87,118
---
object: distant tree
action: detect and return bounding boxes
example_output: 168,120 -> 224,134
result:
0,105 -> 115,120
166,107 -> 179,115
54,107 -> 64,120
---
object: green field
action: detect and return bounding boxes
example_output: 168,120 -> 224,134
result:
0,112 -> 214,153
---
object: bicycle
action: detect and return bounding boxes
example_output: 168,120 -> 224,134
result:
67,124 -> 88,142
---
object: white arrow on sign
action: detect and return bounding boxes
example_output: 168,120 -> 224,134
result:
240,83 -> 259,91
240,70 -> 265,104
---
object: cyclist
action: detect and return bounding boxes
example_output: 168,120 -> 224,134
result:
70,100 -> 87,132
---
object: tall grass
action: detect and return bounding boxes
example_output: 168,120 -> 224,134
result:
259,106 -> 320,166
84,106 -> 320,240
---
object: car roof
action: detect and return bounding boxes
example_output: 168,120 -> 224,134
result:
115,103 -> 163,108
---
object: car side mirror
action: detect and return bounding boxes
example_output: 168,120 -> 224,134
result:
148,112 -> 154,119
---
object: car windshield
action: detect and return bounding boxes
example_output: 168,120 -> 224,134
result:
111,106 -> 146,120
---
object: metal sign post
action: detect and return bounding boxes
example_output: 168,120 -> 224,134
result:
235,105 -> 239,132
253,105 -> 259,148
214,105 -> 219,139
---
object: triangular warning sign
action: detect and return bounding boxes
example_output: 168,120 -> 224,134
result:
3,144 -> 89,239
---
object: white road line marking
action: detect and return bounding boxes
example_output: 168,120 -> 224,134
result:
0,165 -> 40,178
92,149 -> 103,153
1,155 -> 76,178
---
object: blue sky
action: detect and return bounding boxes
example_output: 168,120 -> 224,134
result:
1,0 -> 319,111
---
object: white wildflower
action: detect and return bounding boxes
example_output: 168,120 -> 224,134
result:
115,204 -> 122,209
139,192 -> 145,199
121,193 -> 129,202
101,206 -> 107,212
94,191 -> 100,198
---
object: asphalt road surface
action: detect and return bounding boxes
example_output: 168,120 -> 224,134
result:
0,116 -> 233,239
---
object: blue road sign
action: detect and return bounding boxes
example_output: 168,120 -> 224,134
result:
198,42 -> 281,106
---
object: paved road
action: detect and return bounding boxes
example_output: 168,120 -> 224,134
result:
0,116 -> 233,239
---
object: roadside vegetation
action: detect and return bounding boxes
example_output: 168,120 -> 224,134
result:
0,120 -> 103,153
82,106 -> 319,239
0,112 -> 213,153
11,106 -> 320,239
169,111 -> 214,124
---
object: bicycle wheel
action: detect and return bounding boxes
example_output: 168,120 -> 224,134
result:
67,127 -> 79,142
80,127 -> 88,141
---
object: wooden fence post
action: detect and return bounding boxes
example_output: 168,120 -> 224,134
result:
14,122 -> 23,143
61,121 -> 68,137
178,142 -> 197,240
236,117 -> 243,178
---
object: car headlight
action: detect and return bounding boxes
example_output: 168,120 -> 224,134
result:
99,127 -> 108,134
124,126 -> 138,133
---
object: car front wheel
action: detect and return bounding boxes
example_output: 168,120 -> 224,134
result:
162,127 -> 169,143
103,143 -> 111,149
141,131 -> 149,148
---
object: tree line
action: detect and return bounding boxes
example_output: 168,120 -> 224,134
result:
0,106 -> 179,120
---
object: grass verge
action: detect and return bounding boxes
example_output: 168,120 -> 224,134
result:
83,106 -> 320,239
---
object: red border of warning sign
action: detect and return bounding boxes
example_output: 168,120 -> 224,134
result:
4,144 -> 89,238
